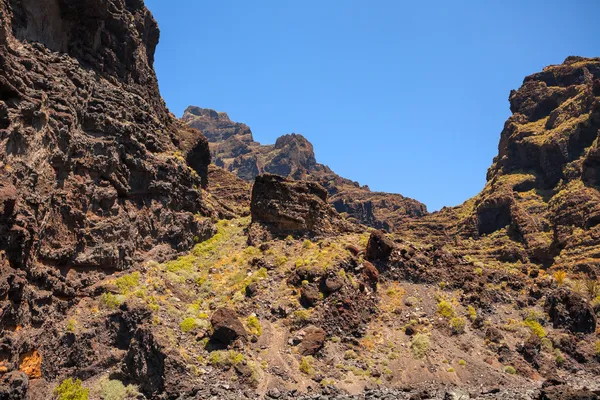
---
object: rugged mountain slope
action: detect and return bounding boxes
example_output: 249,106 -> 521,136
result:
404,57 -> 600,275
182,106 -> 427,231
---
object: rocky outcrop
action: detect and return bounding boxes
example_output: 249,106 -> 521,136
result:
0,0 -> 214,327
182,106 -> 427,230
249,174 -> 353,241
402,57 -> 600,274
545,288 -> 597,333
210,308 -> 247,346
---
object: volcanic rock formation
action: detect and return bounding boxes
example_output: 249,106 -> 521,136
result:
0,0 -> 213,395
404,57 -> 600,275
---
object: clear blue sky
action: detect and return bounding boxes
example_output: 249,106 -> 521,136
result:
145,0 -> 599,211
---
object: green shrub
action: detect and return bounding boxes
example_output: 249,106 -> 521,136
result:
410,334 -> 430,359
276,256 -> 289,267
299,356 -> 314,375
449,317 -> 466,334
554,349 -> 565,366
180,317 -> 199,333
303,240 -> 313,249
66,319 -> 76,332
115,272 -> 140,294
467,305 -> 477,321
246,315 -> 262,336
447,367 -> 455,372
54,378 -> 89,400
523,318 -> 546,338
344,350 -> 358,360
503,365 -> 516,375
99,379 -> 139,400
458,359 -> 467,366
99,293 -> 122,310
437,300 -> 455,318
595,341 -> 600,359
208,350 -> 244,368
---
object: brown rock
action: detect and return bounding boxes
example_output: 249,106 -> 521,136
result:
297,325 -> 327,356
545,288 -> 597,333
366,230 -> 394,261
249,174 -> 352,239
300,285 -> 321,308
210,308 -> 248,345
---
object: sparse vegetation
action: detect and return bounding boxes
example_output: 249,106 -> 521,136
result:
66,319 -> 76,332
180,317 -> 200,333
99,293 -> 122,310
208,350 -> 245,368
98,379 -> 139,400
54,378 -> 89,400
299,356 -> 314,375
523,317 -> 546,338
246,315 -> 262,336
410,333 -> 430,359
449,317 -> 466,334
553,270 -> 567,286
503,365 -> 517,375
115,272 -> 141,294
437,300 -> 455,318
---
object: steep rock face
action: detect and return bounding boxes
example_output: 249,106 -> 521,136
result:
182,106 -> 427,230
404,57 -> 600,274
0,0 -> 213,324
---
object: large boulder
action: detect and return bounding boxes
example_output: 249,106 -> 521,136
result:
366,230 -> 394,262
249,174 -> 352,240
210,308 -> 247,346
296,325 -> 326,356
545,288 -> 597,333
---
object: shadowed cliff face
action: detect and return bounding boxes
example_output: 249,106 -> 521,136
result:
0,0 -> 213,325
182,106 -> 428,231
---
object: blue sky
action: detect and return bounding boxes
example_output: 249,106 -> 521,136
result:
145,0 -> 599,211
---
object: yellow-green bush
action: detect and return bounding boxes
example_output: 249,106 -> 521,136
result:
410,333 -> 430,359
54,378 -> 89,400
523,318 -> 546,338
437,300 -> 455,318
180,317 -> 200,333
208,350 -> 244,368
246,315 -> 262,336
115,272 -> 141,294
449,317 -> 466,334
99,293 -> 122,310
299,356 -> 314,375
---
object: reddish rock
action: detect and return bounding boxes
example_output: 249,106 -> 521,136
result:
297,325 -> 327,356
249,174 -> 353,240
366,230 -> 394,262
210,308 -> 248,345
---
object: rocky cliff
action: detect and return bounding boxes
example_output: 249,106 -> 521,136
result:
405,57 -> 600,275
182,106 -> 427,231
0,0 -> 214,390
